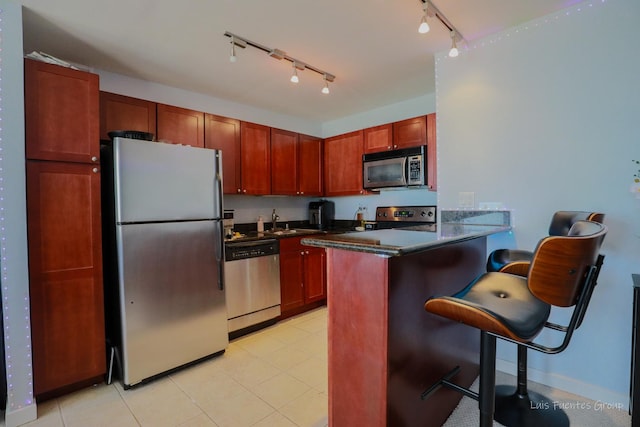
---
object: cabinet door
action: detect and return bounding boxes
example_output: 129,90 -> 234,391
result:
205,114 -> 241,194
280,249 -> 305,312
99,92 -> 156,140
298,134 -> 323,196
393,116 -> 426,149
324,130 -> 365,196
363,124 -> 393,153
240,122 -> 271,195
271,128 -> 299,195
157,104 -> 205,147
426,113 -> 437,191
24,59 -> 99,163
304,248 -> 326,303
26,160 -> 105,396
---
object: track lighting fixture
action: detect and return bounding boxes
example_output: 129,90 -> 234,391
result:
418,0 -> 465,58
224,31 -> 336,94
449,30 -> 459,57
418,2 -> 430,34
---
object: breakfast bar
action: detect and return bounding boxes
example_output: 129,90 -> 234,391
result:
302,224 -> 510,427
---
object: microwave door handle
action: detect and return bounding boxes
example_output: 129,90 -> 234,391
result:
402,157 -> 409,186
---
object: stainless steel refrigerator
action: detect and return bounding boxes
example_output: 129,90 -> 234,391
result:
101,137 -> 228,388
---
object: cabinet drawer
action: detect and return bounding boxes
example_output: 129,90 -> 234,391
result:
280,236 -> 304,252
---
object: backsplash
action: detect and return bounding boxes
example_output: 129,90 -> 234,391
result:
440,209 -> 512,226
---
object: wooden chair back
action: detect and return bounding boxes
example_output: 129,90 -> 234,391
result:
528,221 -> 607,307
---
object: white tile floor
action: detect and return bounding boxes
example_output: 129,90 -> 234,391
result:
22,307 -> 329,427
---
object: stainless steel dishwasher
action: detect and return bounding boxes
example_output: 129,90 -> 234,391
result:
224,239 -> 281,337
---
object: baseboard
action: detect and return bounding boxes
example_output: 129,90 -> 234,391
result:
496,358 -> 629,411
5,403 -> 37,427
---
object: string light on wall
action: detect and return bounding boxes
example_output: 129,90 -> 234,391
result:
417,0 -> 465,57
224,31 -> 336,94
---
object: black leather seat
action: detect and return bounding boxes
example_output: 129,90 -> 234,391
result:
487,211 -> 605,275
422,220 -> 607,427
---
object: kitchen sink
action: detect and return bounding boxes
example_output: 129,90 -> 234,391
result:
265,228 -> 324,235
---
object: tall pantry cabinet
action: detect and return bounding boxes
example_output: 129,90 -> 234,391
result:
24,59 -> 106,398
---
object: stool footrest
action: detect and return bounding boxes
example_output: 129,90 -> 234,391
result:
420,366 -> 479,401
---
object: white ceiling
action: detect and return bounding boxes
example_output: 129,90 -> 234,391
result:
20,0 -> 578,122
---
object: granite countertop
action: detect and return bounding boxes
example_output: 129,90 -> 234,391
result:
301,223 -> 511,257
224,220 -> 358,244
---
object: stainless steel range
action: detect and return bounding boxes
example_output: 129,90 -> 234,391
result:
365,205 -> 437,230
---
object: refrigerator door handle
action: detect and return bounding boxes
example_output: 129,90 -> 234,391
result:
214,151 -> 224,219
217,246 -> 224,291
215,220 -> 224,291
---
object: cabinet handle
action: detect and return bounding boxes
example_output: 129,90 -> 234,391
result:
237,189 -> 242,193
300,251 -> 305,255
91,156 -> 98,162
300,191 -> 304,195
92,167 -> 99,173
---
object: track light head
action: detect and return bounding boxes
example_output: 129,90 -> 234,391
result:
418,2 -> 430,34
322,74 -> 330,94
449,30 -> 459,58
228,35 -> 246,63
230,37 -> 237,63
290,62 -> 299,83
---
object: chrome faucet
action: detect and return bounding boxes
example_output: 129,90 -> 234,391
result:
272,209 -> 280,231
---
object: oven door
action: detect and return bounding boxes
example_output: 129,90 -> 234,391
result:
363,157 -> 408,189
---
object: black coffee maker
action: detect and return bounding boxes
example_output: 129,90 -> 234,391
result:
309,200 -> 335,230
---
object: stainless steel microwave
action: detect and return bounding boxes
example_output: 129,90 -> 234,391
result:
363,146 -> 426,190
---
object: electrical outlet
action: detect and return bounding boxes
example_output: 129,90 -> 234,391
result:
479,202 -> 505,210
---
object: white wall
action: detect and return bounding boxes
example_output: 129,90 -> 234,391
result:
437,0 -> 640,405
0,2 -> 37,426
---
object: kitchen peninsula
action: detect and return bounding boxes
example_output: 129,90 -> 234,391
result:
302,222 -> 510,427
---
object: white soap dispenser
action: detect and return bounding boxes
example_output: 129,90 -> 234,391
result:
257,216 -> 264,232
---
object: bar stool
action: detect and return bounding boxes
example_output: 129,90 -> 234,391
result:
487,211 -> 604,426
422,220 -> 607,427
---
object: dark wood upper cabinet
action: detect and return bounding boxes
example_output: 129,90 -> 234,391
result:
240,121 -> 271,195
393,115 -> 427,149
363,124 -> 393,153
324,130 -> 365,196
271,128 -> 299,196
297,134 -> 323,196
157,104 -> 205,147
99,92 -> 156,140
25,58 -> 100,163
204,114 -> 241,194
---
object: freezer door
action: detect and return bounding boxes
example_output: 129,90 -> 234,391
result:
116,220 -> 227,386
113,137 -> 223,223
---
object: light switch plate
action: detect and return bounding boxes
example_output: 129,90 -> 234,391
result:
458,192 -> 475,208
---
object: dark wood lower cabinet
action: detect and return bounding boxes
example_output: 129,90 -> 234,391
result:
26,160 -> 105,398
279,237 -> 326,318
